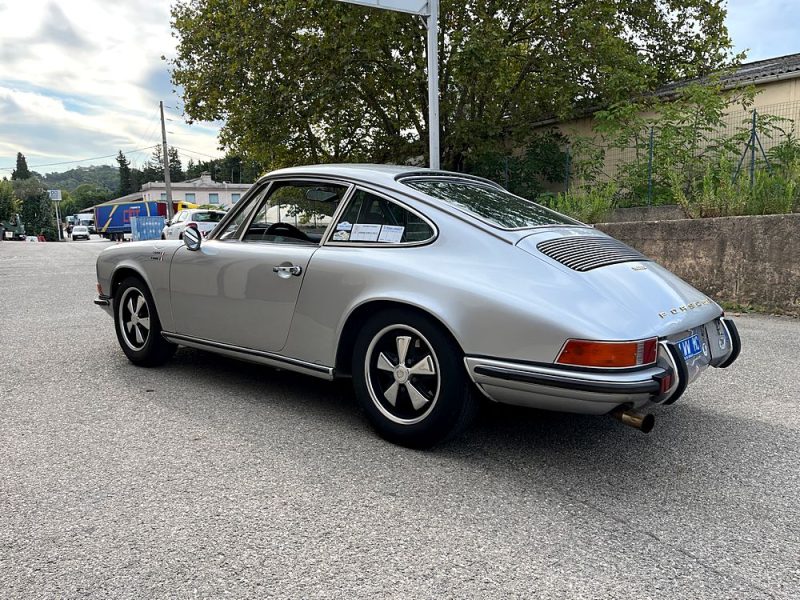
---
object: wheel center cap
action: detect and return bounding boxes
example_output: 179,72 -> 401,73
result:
394,366 -> 410,384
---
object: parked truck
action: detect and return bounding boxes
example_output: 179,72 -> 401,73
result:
94,200 -> 167,239
0,214 -> 25,241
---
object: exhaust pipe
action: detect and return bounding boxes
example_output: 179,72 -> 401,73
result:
612,408 -> 655,433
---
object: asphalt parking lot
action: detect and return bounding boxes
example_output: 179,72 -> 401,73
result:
1,240 -> 798,599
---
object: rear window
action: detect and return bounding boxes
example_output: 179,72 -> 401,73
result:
403,178 -> 580,229
192,212 -> 224,223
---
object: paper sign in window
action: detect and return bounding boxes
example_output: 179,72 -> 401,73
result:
378,225 -> 404,243
350,223 -> 382,242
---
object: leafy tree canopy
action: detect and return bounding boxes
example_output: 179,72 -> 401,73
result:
171,0 -> 732,170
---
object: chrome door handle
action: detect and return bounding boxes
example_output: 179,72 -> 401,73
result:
273,265 -> 303,276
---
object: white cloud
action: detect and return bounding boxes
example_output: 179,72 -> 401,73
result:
0,0 -> 221,174
727,0 -> 800,61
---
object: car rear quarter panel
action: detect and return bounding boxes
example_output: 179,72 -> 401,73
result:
284,218 -> 723,369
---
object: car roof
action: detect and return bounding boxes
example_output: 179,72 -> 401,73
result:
265,163 -> 500,188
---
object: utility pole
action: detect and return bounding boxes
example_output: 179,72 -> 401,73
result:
160,101 -> 174,220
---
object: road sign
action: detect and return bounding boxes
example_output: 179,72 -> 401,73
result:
47,189 -> 62,202
336,0 -> 430,15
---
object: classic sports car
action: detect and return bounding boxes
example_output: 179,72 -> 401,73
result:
95,165 -> 741,447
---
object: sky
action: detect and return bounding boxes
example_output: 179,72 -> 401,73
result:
0,0 -> 798,177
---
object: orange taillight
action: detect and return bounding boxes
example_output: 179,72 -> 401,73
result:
556,338 -> 658,368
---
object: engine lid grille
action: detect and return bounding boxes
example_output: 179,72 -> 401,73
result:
536,236 -> 649,272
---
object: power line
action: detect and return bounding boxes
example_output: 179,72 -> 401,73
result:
0,145 -> 159,171
174,145 -> 223,160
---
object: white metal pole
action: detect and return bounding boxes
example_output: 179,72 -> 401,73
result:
55,201 -> 62,241
427,0 -> 440,170
160,101 -> 174,220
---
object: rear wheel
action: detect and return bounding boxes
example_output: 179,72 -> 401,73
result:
114,276 -> 176,367
352,309 -> 477,448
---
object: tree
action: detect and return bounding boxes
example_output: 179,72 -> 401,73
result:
168,147 -> 185,182
72,184 -> 112,211
185,154 -> 261,183
0,179 -> 16,223
137,146 -> 185,184
11,152 -> 31,180
171,0 -> 733,171
117,150 -> 135,196
14,178 -> 57,240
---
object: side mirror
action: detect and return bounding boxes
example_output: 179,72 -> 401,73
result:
165,220 -> 172,227
183,226 -> 202,251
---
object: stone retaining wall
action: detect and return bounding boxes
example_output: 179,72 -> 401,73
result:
596,213 -> 800,316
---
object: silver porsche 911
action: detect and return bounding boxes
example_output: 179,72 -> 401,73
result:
95,165 -> 741,447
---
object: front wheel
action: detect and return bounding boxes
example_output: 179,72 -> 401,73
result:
352,309 -> 477,448
113,276 -> 176,367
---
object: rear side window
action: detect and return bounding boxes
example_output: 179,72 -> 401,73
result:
330,189 -> 434,244
193,212 -> 224,223
403,178 -> 580,229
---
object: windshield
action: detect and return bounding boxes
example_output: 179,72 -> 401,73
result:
192,212 -> 225,222
403,177 -> 581,229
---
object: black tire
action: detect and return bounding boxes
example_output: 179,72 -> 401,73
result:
160,233 -> 166,240
352,308 -> 478,448
113,276 -> 176,367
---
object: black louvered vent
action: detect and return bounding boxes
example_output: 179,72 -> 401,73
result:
536,236 -> 649,272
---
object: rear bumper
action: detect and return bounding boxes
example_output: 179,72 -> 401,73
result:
465,318 -> 741,415
465,355 -> 677,415
94,294 -> 113,316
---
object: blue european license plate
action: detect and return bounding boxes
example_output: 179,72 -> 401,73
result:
677,334 -> 703,360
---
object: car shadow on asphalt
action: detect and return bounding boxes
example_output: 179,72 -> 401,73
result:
152,345 -> 772,471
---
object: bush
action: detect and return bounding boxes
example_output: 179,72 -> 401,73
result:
539,183 -> 617,223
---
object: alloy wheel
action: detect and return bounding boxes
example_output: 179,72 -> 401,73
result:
118,287 -> 151,351
365,324 -> 441,425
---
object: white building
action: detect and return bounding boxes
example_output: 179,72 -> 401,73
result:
140,172 -> 252,208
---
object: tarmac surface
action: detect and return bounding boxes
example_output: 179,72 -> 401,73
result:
1,239 -> 798,599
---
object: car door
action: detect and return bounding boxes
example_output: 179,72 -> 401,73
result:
168,179 -> 350,353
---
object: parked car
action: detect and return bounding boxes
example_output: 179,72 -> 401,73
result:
161,209 -> 226,240
94,165 -> 741,447
71,225 -> 90,241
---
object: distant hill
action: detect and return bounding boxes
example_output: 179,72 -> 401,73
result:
36,165 -> 118,194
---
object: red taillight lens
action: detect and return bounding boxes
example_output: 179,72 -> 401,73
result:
556,338 -> 659,368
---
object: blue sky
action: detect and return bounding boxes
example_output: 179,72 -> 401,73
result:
0,0 -> 798,176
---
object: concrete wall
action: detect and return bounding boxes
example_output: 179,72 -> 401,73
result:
596,214 -> 800,315
601,205 -> 686,223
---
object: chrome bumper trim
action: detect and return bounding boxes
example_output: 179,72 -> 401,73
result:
472,364 -> 661,395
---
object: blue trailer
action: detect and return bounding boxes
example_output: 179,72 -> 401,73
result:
95,199 -> 167,239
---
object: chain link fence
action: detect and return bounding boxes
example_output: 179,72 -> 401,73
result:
474,100 -> 800,208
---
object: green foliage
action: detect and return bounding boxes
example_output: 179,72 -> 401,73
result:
465,131 -> 569,198
136,146 -> 185,185
170,0 -> 732,170
14,178 -> 58,240
117,151 -> 134,196
594,78 -> 758,205
672,156 -> 799,218
186,155 -> 262,183
0,179 -> 17,223
40,165 -> 119,194
11,152 -> 31,180
539,183 -> 617,223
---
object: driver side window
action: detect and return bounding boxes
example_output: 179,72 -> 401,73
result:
242,181 -> 348,245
